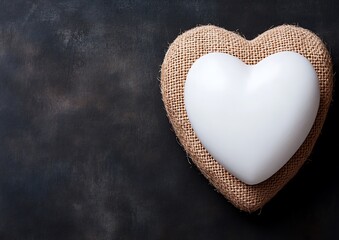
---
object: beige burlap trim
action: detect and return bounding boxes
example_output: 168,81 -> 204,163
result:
161,25 -> 333,212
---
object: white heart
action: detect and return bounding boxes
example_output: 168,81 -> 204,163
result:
184,52 -> 320,185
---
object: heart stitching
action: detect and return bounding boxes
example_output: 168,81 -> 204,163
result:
161,25 -> 333,212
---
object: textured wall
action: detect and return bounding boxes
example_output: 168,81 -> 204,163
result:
0,0 -> 338,239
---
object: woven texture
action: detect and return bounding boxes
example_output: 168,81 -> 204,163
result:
161,25 -> 333,212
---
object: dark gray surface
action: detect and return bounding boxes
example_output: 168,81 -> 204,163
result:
0,0 -> 338,239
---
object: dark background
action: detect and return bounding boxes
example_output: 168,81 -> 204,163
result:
0,0 -> 338,239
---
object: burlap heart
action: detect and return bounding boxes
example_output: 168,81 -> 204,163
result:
160,25 -> 333,212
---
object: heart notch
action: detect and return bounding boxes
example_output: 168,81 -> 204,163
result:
161,25 -> 332,212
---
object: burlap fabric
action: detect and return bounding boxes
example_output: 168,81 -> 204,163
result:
161,25 -> 333,212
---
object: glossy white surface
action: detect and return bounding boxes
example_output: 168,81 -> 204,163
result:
184,52 -> 319,185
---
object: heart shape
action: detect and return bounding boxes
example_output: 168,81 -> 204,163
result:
185,51 -> 319,185
161,25 -> 333,212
